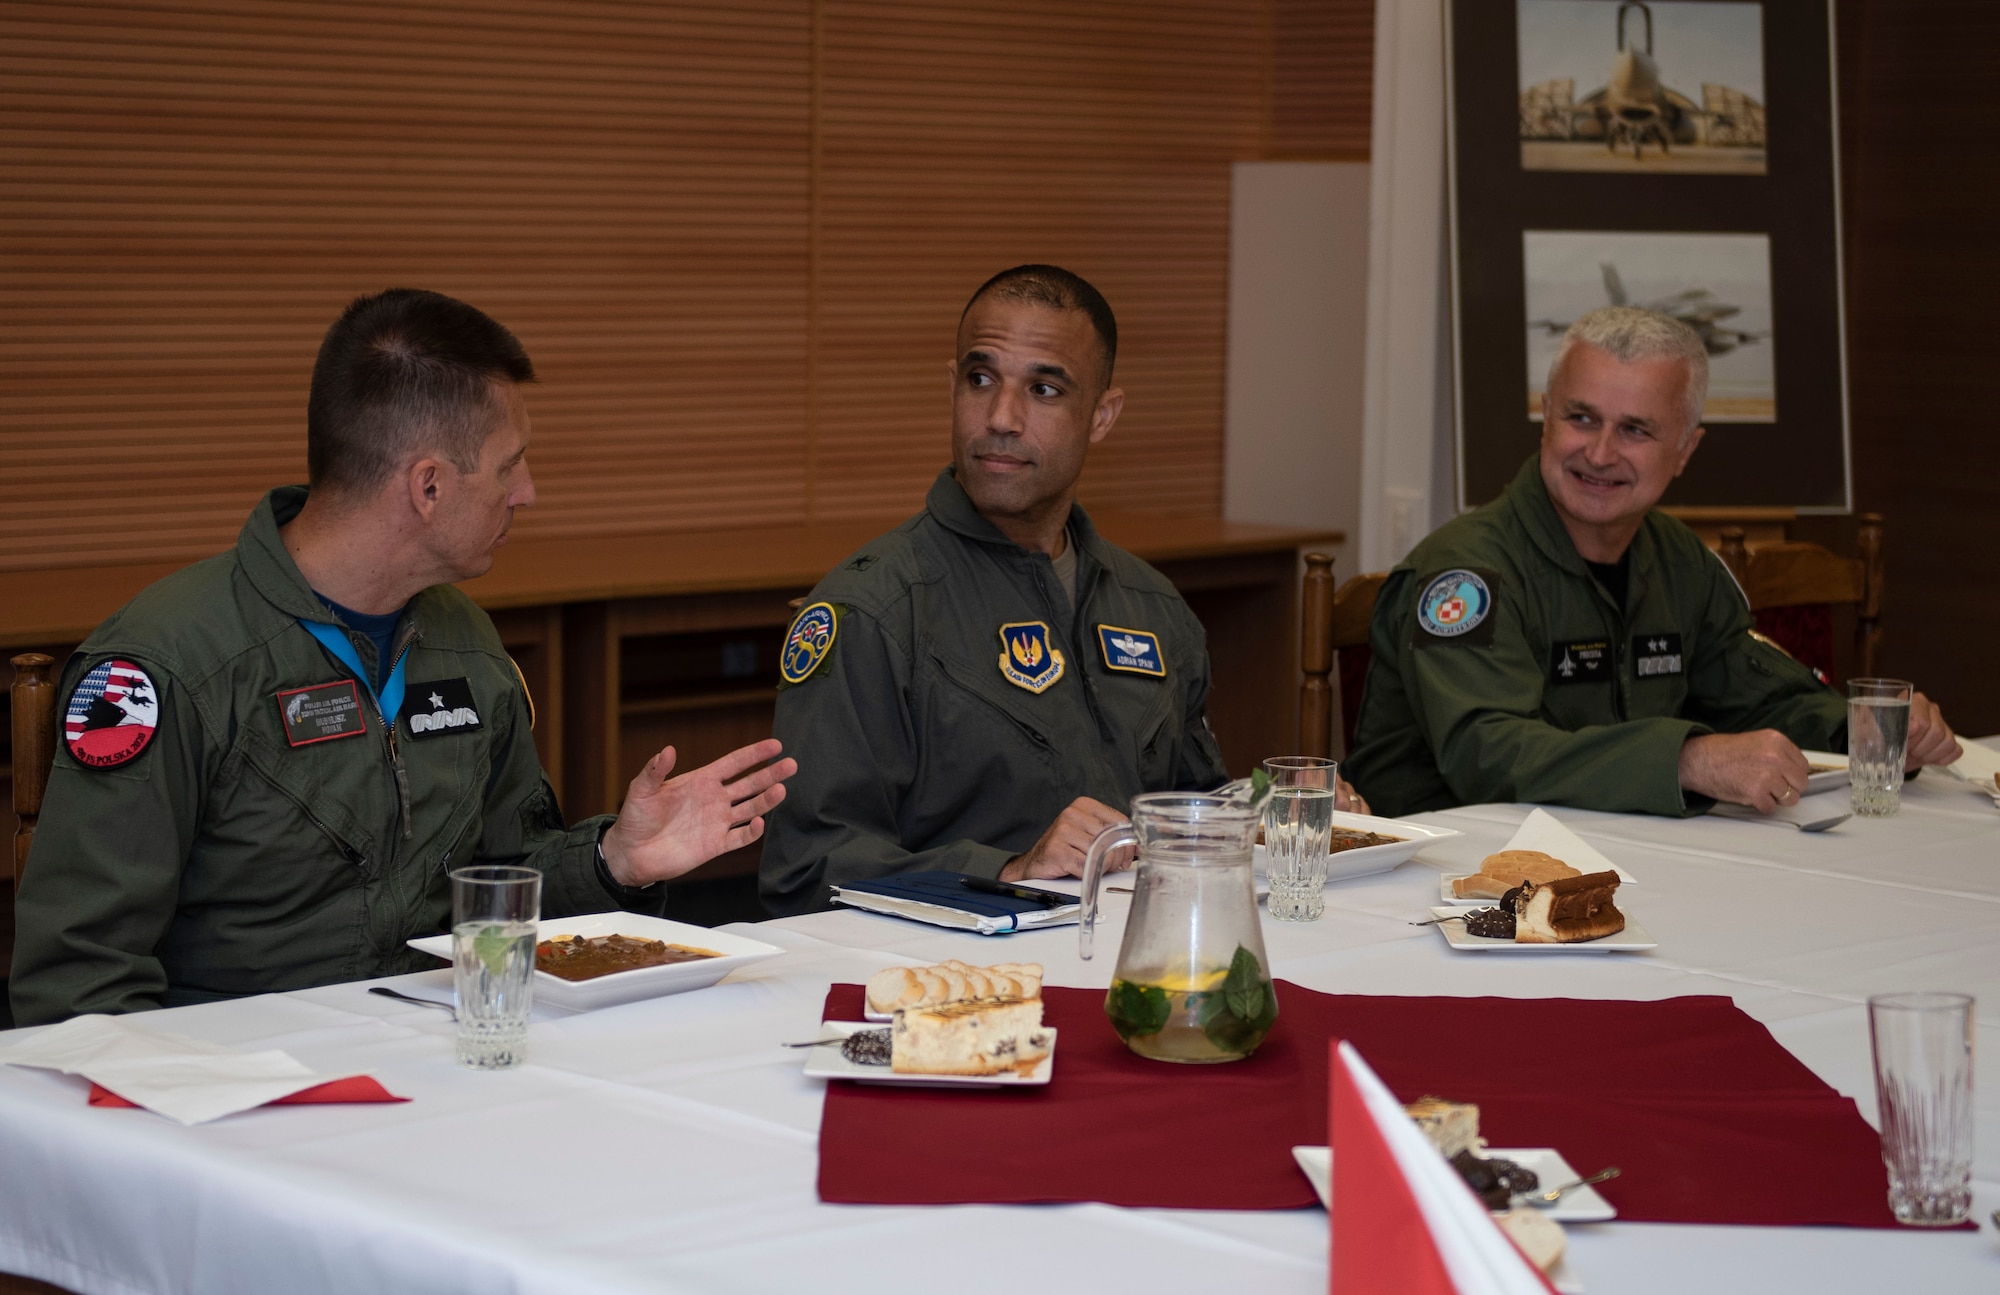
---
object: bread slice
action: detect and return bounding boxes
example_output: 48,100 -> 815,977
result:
864,961 -> 1046,1016
1494,1208 -> 1566,1275
891,996 -> 1051,1076
1515,870 -> 1626,943
1451,849 -> 1580,899
1405,1096 -> 1482,1159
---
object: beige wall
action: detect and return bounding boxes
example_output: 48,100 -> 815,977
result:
1223,161 -> 1373,581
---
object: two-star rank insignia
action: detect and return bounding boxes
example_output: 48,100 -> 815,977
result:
1633,633 -> 1684,678
405,677 -> 482,740
997,621 -> 1065,693
1097,624 -> 1166,677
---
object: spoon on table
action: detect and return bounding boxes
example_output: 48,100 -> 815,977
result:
368,986 -> 457,1020
1525,1166 -> 1620,1204
1408,913 -> 1467,926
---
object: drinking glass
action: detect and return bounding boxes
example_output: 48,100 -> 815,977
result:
451,865 -> 541,1069
1868,992 -> 1974,1226
1262,756 -> 1338,922
1849,678 -> 1913,817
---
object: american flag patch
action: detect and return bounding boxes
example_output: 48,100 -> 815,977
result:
64,658 -> 160,769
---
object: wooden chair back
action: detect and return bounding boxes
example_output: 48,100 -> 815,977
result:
1298,555 -> 1387,760
1718,513 -> 1884,681
12,653 -> 58,888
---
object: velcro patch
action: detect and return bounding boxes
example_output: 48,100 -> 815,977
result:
780,602 -> 838,685
1547,639 -> 1612,686
65,658 -> 161,769
1097,624 -> 1166,677
405,677 -> 483,740
277,680 -> 368,747
1633,633 -> 1685,678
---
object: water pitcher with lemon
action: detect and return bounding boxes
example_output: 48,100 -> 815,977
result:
1078,791 -> 1278,1062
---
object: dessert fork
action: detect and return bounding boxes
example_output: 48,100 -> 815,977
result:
1526,1166 -> 1620,1203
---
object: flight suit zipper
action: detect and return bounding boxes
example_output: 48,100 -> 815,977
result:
379,629 -> 417,842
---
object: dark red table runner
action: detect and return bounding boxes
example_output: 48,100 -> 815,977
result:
818,983 -> 1910,1227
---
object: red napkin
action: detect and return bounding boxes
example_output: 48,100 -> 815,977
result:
88,1075 -> 409,1109
1331,1041 -> 1466,1295
817,983 -> 1922,1227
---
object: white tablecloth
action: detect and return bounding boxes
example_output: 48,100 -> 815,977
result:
3,759 -> 1998,1294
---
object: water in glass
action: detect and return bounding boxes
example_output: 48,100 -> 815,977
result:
1850,692 -> 1911,817
454,920 -> 536,1069
1265,785 -> 1336,921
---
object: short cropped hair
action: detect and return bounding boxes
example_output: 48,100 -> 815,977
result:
962,264 -> 1118,384
307,289 -> 536,497
1547,306 -> 1708,439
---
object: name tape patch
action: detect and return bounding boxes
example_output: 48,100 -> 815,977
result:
1417,569 -> 1493,638
998,621 -> 1065,694
277,679 -> 368,747
1097,624 -> 1166,677
1634,632 -> 1685,678
780,602 -> 838,685
1547,639 -> 1612,686
406,677 -> 483,739
65,658 -> 161,769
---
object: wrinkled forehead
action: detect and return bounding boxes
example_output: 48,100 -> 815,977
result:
955,297 -> 1107,383
1550,344 -> 1693,427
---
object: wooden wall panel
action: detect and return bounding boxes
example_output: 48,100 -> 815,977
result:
0,1 -> 1377,575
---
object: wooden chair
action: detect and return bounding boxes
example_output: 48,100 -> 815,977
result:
1299,555 -> 1388,760
1717,515 -> 1884,683
10,653 -> 56,890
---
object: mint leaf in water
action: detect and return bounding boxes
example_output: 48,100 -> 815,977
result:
1198,945 -> 1279,1055
1222,945 -> 1265,1021
473,924 -> 514,977
1105,980 -> 1172,1040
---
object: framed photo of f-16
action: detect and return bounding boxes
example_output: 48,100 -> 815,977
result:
1446,0 -> 1852,512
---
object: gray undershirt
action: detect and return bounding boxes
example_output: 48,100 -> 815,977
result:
1051,527 -> 1078,611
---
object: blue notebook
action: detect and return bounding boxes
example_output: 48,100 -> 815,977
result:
831,871 -> 1080,935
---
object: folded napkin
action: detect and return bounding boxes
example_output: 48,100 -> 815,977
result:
0,1015 -> 405,1125
1939,742 -> 2000,806
1504,808 -> 1636,883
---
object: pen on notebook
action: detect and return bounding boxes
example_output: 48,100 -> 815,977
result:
958,875 -> 1075,908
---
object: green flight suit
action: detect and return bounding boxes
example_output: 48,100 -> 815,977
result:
1345,456 -> 1846,818
759,469 -> 1228,916
10,487 -> 655,1026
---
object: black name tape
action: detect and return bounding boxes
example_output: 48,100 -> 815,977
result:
277,680 -> 368,747
1547,639 -> 1612,686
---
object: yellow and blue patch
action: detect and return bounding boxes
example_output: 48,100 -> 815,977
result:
997,621 -> 1065,694
1096,624 -> 1165,677
780,601 -> 839,685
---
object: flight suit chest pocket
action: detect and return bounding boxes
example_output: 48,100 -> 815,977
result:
922,648 -> 1060,774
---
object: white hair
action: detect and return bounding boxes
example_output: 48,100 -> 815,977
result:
1546,306 -> 1709,439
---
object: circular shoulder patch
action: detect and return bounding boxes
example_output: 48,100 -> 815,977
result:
64,657 -> 161,768
1416,569 -> 1492,638
780,602 -> 838,685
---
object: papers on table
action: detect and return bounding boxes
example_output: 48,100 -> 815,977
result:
0,1014 -> 377,1125
1504,807 -> 1636,884
1940,742 -> 2000,807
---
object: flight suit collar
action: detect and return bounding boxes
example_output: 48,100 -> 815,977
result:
237,485 -> 336,623
925,467 -> 1106,579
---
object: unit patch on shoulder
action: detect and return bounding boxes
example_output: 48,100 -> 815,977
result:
1097,624 -> 1166,677
65,658 -> 161,769
1633,633 -> 1684,678
406,677 -> 483,740
1416,569 -> 1492,638
997,621 -> 1065,694
277,679 -> 367,747
780,601 -> 838,685
1547,639 -> 1612,686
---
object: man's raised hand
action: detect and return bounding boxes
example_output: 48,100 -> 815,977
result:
601,739 -> 796,887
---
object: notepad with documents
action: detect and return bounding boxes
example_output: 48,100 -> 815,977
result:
831,871 -> 1080,934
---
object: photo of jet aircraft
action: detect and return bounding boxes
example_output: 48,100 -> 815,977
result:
1530,260 -> 1766,356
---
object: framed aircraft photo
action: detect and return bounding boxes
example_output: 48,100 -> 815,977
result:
1446,0 -> 1851,512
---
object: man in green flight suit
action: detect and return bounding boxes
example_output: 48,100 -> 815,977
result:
760,264 -> 1362,916
11,289 -> 795,1025
1345,306 -> 1961,818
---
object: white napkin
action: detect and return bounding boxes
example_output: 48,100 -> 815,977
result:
1939,742 -> 2000,806
0,1015 -> 364,1125
1502,807 -> 1637,884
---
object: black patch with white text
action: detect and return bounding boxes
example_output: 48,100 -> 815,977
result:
404,677 -> 483,740
1546,639 -> 1612,686
1633,633 -> 1685,678
277,680 -> 368,747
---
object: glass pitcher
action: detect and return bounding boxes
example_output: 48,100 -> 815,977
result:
1079,791 -> 1278,1063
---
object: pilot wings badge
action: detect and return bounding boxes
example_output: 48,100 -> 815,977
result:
1096,624 -> 1166,677
997,621 -> 1065,694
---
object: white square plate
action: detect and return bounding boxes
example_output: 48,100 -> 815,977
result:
1256,811 -> 1464,885
1801,750 -> 1849,795
407,911 -> 783,1011
802,1020 -> 1055,1087
1427,907 -> 1657,952
1290,1145 -> 1593,1292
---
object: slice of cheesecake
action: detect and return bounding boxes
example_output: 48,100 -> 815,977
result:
1405,1096 -> 1482,1159
1515,870 -> 1626,943
891,996 -> 1050,1076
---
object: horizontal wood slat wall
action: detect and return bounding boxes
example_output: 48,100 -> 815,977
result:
0,0 -> 1371,573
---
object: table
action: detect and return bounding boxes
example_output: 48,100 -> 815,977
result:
1,760 -> 1996,1293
